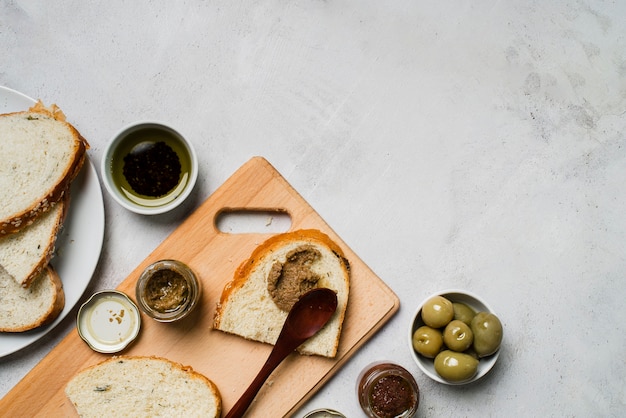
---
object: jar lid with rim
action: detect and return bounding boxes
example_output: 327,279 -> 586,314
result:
302,408 -> 346,418
76,290 -> 141,353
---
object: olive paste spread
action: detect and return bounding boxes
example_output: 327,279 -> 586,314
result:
123,141 -> 181,197
144,268 -> 189,313
369,375 -> 417,418
357,362 -> 419,417
267,245 -> 322,311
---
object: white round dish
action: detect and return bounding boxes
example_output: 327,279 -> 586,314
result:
408,289 -> 501,385
101,121 -> 198,215
0,86 -> 106,357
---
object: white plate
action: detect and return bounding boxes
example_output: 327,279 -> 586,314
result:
0,86 -> 105,357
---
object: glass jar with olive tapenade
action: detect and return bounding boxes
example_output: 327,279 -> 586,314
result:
136,260 -> 201,322
357,362 -> 419,418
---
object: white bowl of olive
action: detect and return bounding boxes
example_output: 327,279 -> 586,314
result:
101,121 -> 198,215
408,289 -> 503,385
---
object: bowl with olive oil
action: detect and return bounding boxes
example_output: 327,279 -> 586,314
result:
101,121 -> 198,215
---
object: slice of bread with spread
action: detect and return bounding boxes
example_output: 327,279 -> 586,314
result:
65,356 -> 222,418
0,198 -> 67,288
213,229 -> 350,358
0,101 -> 87,236
0,264 -> 65,332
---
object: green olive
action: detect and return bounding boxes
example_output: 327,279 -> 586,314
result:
470,311 -> 503,357
434,350 -> 479,382
421,296 -> 454,328
453,302 -> 476,326
443,320 -> 473,352
412,326 -> 444,358
463,347 -> 479,359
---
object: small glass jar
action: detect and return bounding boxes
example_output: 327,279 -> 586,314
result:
302,408 -> 346,418
135,259 -> 201,322
357,362 -> 419,418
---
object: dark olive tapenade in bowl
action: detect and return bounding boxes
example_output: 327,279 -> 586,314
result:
101,121 -> 198,215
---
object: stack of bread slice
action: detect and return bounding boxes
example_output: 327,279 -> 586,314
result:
0,101 -> 88,332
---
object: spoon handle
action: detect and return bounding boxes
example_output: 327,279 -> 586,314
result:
224,341 -> 298,418
224,288 -> 337,418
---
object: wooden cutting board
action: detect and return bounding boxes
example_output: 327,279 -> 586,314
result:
1,157 -> 399,417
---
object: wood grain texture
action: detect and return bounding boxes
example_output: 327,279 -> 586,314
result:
0,157 -> 399,417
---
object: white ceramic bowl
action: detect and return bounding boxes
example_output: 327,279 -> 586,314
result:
408,289 -> 501,385
101,121 -> 198,215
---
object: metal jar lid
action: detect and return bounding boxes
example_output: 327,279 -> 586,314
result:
302,408 -> 346,418
76,290 -> 141,353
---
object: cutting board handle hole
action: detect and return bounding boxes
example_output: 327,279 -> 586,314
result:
215,209 -> 292,234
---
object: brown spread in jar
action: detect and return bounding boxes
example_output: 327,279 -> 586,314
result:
369,375 -> 416,418
267,245 -> 321,311
358,362 -> 419,418
144,268 -> 189,313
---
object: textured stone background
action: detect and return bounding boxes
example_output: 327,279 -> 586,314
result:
1,1 -> 625,416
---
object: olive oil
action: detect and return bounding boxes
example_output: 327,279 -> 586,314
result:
110,127 -> 192,208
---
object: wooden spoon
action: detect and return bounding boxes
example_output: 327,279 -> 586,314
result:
225,288 -> 338,418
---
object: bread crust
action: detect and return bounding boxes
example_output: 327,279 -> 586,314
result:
66,355 -> 222,418
34,265 -> 65,330
0,195 -> 70,288
0,102 -> 88,236
22,197 -> 68,288
215,229 -> 349,322
213,229 -> 350,357
0,265 -> 65,332
72,355 -> 221,395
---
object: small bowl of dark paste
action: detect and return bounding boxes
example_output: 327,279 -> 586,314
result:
357,362 -> 419,418
101,121 -> 198,215
135,259 -> 201,322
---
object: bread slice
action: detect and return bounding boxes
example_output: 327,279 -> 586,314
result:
213,229 -> 350,358
0,101 -> 87,236
0,264 -> 65,332
65,356 -> 222,418
0,198 -> 67,288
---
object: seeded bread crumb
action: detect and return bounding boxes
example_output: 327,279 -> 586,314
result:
0,264 -> 65,332
0,102 -> 87,235
0,199 -> 67,288
65,356 -> 222,418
